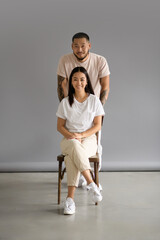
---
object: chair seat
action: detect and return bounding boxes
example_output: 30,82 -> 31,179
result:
57,154 -> 99,163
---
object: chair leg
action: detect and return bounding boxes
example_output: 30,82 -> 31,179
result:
58,161 -> 62,204
94,162 -> 99,187
94,162 -> 99,206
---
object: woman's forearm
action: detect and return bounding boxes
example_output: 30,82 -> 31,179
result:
57,115 -> 102,140
58,124 -> 101,140
57,125 -> 72,139
81,123 -> 101,138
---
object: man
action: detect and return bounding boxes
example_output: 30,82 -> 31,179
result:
57,32 -> 110,188
57,32 -> 110,105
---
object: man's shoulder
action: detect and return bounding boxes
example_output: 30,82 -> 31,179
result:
90,52 -> 107,63
59,53 -> 74,62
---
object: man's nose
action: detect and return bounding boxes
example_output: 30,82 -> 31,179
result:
77,47 -> 82,52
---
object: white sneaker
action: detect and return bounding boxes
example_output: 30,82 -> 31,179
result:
64,197 -> 76,215
88,182 -> 103,203
87,182 -> 103,191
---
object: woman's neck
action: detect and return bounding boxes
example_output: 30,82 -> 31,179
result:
74,91 -> 88,103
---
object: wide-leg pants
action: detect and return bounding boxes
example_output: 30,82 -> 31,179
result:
60,134 -> 97,187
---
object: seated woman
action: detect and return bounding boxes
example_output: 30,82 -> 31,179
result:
56,66 -> 105,215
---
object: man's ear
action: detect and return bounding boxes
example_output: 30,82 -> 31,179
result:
71,43 -> 74,50
88,42 -> 91,49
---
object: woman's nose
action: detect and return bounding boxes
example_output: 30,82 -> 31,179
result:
77,80 -> 81,85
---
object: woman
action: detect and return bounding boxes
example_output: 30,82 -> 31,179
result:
56,67 -> 105,215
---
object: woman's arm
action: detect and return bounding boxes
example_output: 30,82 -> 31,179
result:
57,117 -> 72,139
81,115 -> 102,138
57,115 -> 102,140
57,117 -> 81,140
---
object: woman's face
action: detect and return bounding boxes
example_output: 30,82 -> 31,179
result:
71,71 -> 87,92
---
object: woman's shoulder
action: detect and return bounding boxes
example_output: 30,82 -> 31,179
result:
61,96 -> 69,103
88,94 -> 103,109
89,94 -> 100,102
59,97 -> 70,108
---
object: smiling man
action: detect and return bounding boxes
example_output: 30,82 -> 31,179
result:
57,32 -> 110,105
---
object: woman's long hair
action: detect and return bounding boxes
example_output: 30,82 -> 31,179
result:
68,67 -> 94,106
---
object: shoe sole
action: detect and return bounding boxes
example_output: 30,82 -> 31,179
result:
64,210 -> 75,215
93,195 -> 103,203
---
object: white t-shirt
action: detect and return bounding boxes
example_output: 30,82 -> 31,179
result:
57,52 -> 110,97
56,94 -> 105,133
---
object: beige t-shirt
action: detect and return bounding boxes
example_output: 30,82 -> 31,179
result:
57,52 -> 110,97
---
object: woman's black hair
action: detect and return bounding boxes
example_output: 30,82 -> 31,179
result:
68,67 -> 94,106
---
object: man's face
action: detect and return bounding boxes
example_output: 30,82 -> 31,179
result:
72,38 -> 91,62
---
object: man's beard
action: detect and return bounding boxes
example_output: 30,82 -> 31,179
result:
74,51 -> 89,61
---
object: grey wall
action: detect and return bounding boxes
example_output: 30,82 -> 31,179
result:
0,0 -> 160,171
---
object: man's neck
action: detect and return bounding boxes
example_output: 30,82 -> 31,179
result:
74,52 -> 90,63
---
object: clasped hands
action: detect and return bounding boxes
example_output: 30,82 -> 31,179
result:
68,132 -> 83,143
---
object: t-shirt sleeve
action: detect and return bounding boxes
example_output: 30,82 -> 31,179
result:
56,100 -> 66,119
95,97 -> 105,116
57,56 -> 67,78
98,56 -> 110,79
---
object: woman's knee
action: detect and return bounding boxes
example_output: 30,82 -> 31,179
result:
67,139 -> 81,150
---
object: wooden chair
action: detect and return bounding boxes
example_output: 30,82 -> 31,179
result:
57,152 -> 100,205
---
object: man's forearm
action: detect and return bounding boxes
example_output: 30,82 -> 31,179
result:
100,88 -> 109,106
57,75 -> 68,101
100,75 -> 110,106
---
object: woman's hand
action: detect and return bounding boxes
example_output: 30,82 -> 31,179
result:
68,132 -> 83,143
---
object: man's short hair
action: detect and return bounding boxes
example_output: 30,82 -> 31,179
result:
72,32 -> 90,42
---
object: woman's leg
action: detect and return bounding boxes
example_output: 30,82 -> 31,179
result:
80,134 -> 97,184
60,135 -> 97,195
63,154 -> 80,188
81,134 -> 97,157
81,169 -> 93,185
67,186 -> 76,199
61,138 -> 91,188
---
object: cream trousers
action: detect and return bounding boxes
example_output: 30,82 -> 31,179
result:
60,134 -> 97,187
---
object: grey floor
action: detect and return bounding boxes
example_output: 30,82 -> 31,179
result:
0,172 -> 160,240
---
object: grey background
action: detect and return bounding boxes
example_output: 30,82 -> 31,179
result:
0,0 -> 160,171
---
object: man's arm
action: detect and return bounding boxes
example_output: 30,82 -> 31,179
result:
57,75 -> 68,101
100,75 -> 110,106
